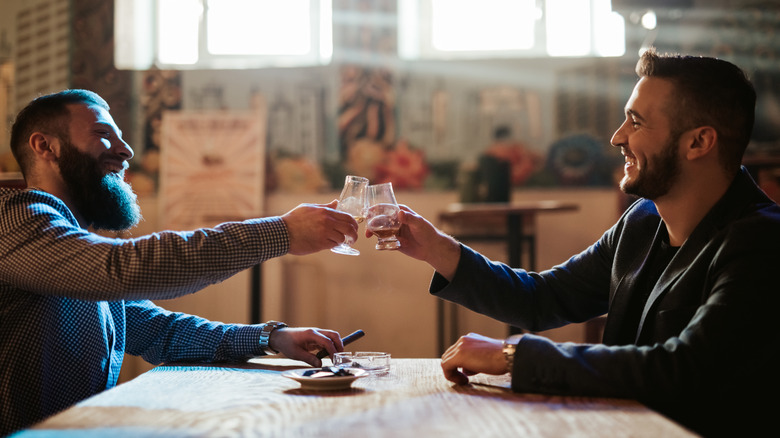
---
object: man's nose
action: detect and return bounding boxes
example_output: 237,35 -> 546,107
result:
114,137 -> 134,160
610,122 -> 627,148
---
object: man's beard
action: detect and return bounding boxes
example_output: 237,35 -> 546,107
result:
57,140 -> 142,231
620,135 -> 681,200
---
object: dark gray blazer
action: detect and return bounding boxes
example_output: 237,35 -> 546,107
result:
431,167 -> 780,437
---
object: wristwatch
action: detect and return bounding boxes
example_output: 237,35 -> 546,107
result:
258,320 -> 288,355
502,334 -> 523,374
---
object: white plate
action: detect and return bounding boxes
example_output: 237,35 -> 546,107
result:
282,367 -> 368,391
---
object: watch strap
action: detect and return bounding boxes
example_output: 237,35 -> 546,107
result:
259,320 -> 288,355
502,334 -> 522,374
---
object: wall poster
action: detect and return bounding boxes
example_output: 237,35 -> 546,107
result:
159,109 -> 266,230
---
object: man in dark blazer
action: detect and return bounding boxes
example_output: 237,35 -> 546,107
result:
386,48 -> 780,437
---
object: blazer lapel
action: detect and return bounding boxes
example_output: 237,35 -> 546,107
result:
633,169 -> 759,343
602,223 -> 664,345
633,242 -> 689,344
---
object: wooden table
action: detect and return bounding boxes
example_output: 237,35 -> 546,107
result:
438,201 -> 579,348
20,358 -> 695,437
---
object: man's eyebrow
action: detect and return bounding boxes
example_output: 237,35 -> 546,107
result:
626,109 -> 646,121
94,121 -> 123,137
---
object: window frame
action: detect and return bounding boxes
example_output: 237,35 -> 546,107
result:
398,0 -> 625,60
115,0 -> 333,70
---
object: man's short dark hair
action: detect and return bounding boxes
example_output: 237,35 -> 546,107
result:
636,47 -> 756,176
10,89 -> 110,177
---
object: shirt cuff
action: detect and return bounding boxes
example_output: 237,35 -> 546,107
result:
234,324 -> 267,357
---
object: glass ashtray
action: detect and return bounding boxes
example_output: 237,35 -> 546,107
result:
333,351 -> 391,375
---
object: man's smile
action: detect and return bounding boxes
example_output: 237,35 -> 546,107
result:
103,159 -> 127,175
621,147 -> 637,171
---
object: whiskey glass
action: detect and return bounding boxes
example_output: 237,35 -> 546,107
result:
331,175 -> 369,256
366,182 -> 401,250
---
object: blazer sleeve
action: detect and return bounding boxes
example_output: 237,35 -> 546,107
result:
430,224 -> 619,332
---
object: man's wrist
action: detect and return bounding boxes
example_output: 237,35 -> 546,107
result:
502,334 -> 523,374
258,321 -> 288,355
431,237 -> 461,282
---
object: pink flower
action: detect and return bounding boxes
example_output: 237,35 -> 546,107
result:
374,139 -> 429,190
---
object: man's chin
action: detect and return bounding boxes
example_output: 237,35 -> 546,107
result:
619,175 -> 633,194
104,171 -> 127,183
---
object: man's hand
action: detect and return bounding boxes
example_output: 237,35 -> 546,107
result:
440,333 -> 508,385
268,327 -> 344,367
282,200 -> 358,255
368,205 -> 461,280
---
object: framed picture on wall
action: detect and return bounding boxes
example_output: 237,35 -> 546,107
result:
159,109 -> 266,230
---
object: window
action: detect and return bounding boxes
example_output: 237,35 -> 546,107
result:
115,0 -> 332,70
398,0 -> 625,59
430,0 -> 538,52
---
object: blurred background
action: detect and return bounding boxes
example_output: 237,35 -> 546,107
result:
1,0 -> 778,380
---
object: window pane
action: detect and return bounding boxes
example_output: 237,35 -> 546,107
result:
546,0 -> 591,56
207,0 -> 311,55
158,0 -> 201,64
594,11 -> 625,56
319,0 -> 333,63
431,0 -> 536,51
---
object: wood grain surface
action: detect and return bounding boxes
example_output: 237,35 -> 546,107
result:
26,358 -> 696,437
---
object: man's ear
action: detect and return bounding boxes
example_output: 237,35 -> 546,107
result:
28,132 -> 60,162
684,126 -> 718,161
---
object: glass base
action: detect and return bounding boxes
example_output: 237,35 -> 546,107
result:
375,239 -> 400,250
331,244 -> 360,256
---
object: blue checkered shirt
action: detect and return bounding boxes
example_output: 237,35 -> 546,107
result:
0,188 -> 289,435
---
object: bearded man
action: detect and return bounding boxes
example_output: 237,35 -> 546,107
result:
386,49 -> 780,437
0,89 -> 359,435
